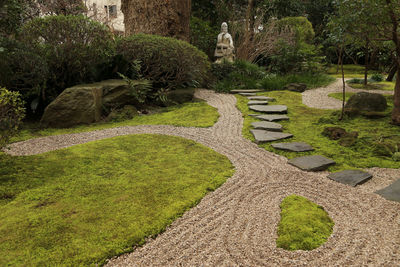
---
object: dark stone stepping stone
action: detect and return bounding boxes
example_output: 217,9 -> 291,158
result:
255,114 -> 289,122
231,89 -> 262,93
250,129 -> 293,143
375,179 -> 400,203
248,96 -> 276,101
327,170 -> 373,187
239,93 -> 257,96
248,100 -> 269,105
249,105 -> 287,114
272,142 -> 314,152
288,155 -> 335,171
251,121 -> 282,132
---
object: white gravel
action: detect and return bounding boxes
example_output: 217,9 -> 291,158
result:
4,88 -> 400,266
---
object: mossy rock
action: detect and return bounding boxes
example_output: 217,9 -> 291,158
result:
105,105 -> 138,122
322,127 -> 347,140
344,92 -> 387,115
164,88 -> 195,106
338,132 -> 358,147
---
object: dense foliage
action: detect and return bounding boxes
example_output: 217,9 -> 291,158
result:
0,88 -> 25,148
117,34 -> 210,89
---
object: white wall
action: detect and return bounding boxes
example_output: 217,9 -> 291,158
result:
84,0 -> 125,33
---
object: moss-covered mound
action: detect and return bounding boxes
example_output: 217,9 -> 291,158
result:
276,195 -> 334,251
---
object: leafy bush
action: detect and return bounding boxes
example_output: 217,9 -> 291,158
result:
0,87 -> 25,148
18,15 -> 115,102
190,16 -> 219,59
268,17 -> 323,74
371,73 -> 384,82
116,34 -> 210,90
210,60 -> 267,92
260,73 -> 335,90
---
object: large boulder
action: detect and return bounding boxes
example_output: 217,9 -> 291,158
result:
344,92 -> 387,115
284,83 -> 307,92
41,80 -> 129,128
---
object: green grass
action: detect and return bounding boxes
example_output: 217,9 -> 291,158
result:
260,73 -> 335,91
347,81 -> 394,91
327,64 -> 374,78
237,91 -> 400,171
0,134 -> 234,266
276,195 -> 334,251
12,100 -> 219,143
328,92 -> 355,102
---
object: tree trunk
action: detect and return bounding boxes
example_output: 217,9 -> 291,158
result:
386,62 -> 397,81
121,0 -> 191,41
364,39 -> 369,86
392,69 -> 400,124
339,46 -> 346,120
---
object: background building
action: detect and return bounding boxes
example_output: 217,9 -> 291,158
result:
84,0 -> 125,34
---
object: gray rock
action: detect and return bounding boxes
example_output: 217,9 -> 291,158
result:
272,142 -> 314,152
344,92 -> 387,114
251,121 -> 282,132
247,96 -> 276,101
248,100 -> 269,105
327,170 -> 373,187
250,129 -> 293,143
254,114 -> 290,121
375,179 -> 400,203
284,83 -> 307,92
239,93 -> 257,96
249,105 -> 288,114
231,89 -> 263,93
288,155 -> 336,171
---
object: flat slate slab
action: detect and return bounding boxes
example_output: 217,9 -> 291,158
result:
239,93 -> 257,96
251,121 -> 282,132
248,100 -> 269,105
250,129 -> 293,143
272,142 -> 314,152
248,96 -> 276,101
253,114 -> 290,121
231,89 -> 262,93
327,170 -> 373,187
249,105 -> 288,114
288,155 -> 335,171
375,179 -> 400,203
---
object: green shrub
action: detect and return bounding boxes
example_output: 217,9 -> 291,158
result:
371,73 -> 384,82
116,34 -> 210,90
260,73 -> 335,90
18,15 -> 115,101
190,16 -> 219,59
0,87 -> 25,148
276,195 -> 334,251
210,60 -> 266,92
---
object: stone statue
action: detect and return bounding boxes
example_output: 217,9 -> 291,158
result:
214,22 -> 235,63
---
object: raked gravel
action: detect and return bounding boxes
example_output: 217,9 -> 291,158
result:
4,89 -> 400,266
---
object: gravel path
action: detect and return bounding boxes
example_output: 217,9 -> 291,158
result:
302,78 -> 394,109
4,89 -> 400,266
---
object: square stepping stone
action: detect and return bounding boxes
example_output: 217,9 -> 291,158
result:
250,129 -> 293,143
255,114 -> 289,121
248,100 -> 269,105
249,105 -> 288,114
375,179 -> 400,203
272,142 -> 314,152
231,89 -> 262,93
251,121 -> 283,132
288,155 -> 335,171
327,170 -> 373,187
239,93 -> 257,96
248,96 -> 276,101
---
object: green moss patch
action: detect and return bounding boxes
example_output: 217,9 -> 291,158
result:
237,90 -> 399,171
13,100 -> 219,143
276,195 -> 334,251
0,134 -> 234,265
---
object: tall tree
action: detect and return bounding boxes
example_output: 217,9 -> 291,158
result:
121,0 -> 191,41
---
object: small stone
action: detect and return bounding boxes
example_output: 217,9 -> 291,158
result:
284,83 -> 307,92
239,93 -> 257,96
249,105 -> 288,114
272,142 -> 314,152
327,170 -> 373,187
375,179 -> 400,203
231,89 -> 263,93
251,121 -> 282,132
248,100 -> 269,105
250,129 -> 293,143
288,155 -> 335,171
247,96 -> 276,101
254,114 -> 289,121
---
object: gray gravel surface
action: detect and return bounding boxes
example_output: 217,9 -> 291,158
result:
4,89 -> 400,266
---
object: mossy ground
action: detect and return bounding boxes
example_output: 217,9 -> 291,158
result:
237,91 -> 400,171
327,64 -> 376,78
0,134 -> 234,265
276,195 -> 334,251
13,100 -> 219,143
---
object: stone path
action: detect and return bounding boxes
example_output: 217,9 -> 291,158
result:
302,78 -> 394,110
4,89 -> 400,266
